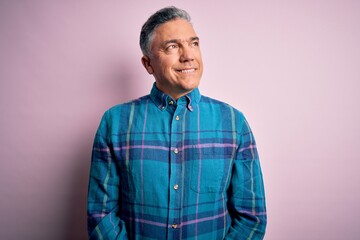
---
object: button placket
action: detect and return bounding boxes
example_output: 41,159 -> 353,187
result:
167,103 -> 185,238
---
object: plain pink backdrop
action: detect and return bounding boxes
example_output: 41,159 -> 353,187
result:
1,1 -> 359,239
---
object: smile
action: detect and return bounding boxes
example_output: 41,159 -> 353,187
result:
177,68 -> 196,73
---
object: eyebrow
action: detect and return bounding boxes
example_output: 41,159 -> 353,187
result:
162,37 -> 200,47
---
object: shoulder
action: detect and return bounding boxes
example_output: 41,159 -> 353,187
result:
199,95 -> 246,121
98,95 -> 150,131
104,94 -> 150,117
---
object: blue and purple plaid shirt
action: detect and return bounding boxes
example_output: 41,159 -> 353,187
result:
87,84 -> 267,239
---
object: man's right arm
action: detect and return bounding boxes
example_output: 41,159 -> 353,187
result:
87,112 -> 128,239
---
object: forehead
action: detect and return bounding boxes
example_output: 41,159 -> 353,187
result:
152,19 -> 197,42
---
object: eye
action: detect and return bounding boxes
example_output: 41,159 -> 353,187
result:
166,44 -> 178,51
191,41 -> 199,47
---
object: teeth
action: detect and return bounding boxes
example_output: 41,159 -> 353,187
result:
179,69 -> 195,73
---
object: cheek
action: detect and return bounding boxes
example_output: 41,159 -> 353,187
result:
196,53 -> 203,64
160,61 -> 174,73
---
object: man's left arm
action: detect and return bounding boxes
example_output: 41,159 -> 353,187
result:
225,118 -> 267,239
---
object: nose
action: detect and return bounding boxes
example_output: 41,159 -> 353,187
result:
179,45 -> 194,62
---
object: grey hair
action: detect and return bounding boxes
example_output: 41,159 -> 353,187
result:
140,6 -> 191,56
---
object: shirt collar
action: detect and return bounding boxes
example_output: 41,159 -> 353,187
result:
150,83 -> 201,112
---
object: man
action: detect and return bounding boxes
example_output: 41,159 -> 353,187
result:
87,6 -> 266,240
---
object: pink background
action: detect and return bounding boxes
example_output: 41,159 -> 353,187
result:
1,1 -> 359,239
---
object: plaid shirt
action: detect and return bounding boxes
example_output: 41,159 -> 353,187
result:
87,84 -> 267,240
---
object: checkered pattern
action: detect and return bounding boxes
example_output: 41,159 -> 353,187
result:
87,84 -> 266,239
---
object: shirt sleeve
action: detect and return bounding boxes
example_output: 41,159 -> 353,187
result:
225,117 -> 267,239
87,112 -> 128,239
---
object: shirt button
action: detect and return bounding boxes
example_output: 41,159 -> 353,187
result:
172,224 -> 178,229
175,116 -> 180,121
169,100 -> 174,105
173,184 -> 179,190
174,148 -> 179,154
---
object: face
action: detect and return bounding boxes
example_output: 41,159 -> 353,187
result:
141,19 -> 203,100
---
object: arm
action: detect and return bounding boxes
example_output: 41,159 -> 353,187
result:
225,118 -> 267,239
87,112 -> 128,239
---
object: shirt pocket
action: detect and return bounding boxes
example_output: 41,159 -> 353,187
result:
190,147 -> 233,193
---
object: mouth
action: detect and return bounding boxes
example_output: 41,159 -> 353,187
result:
176,68 -> 197,73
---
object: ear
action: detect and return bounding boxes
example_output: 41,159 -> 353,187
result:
141,56 -> 154,74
